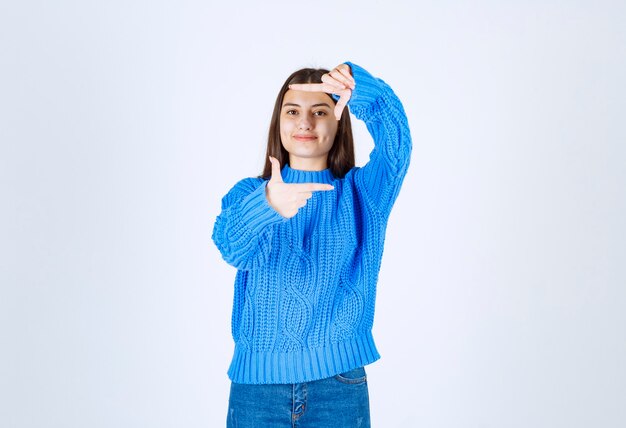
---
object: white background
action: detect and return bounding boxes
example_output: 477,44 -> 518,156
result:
1,1 -> 625,427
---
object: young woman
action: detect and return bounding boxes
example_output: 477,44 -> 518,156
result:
212,61 -> 411,427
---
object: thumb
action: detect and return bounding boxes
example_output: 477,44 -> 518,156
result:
268,156 -> 284,183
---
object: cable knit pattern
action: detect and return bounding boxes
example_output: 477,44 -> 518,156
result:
212,62 -> 412,384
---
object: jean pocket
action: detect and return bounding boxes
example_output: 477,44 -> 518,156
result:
334,366 -> 367,385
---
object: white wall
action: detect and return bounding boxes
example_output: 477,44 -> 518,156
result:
1,1 -> 624,427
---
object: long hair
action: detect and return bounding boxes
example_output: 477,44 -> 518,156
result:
261,68 -> 355,179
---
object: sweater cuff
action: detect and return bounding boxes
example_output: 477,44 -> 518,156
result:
343,62 -> 385,108
239,181 -> 287,234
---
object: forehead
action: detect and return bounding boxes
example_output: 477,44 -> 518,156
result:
282,89 -> 334,107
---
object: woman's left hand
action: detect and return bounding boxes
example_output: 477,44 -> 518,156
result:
289,63 -> 355,120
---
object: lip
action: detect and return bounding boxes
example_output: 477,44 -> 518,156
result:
293,134 -> 317,142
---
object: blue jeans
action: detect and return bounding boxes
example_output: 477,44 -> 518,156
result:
226,366 -> 370,427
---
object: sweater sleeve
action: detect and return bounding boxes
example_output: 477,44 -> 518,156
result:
344,62 -> 412,214
211,177 -> 286,270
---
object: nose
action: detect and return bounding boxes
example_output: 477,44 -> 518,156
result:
298,115 -> 312,130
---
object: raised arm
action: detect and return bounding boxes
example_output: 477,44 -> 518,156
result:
347,62 -> 412,214
290,62 -> 412,213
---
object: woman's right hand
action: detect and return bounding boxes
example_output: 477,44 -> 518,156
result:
265,157 -> 334,218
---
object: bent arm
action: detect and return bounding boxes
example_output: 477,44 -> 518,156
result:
346,62 -> 412,214
211,178 -> 285,270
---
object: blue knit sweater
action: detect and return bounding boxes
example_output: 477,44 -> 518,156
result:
212,62 -> 411,384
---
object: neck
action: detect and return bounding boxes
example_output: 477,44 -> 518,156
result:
288,155 -> 328,171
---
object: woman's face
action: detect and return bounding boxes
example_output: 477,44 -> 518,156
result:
280,89 -> 338,170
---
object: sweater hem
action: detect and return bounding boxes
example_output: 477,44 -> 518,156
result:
227,331 -> 381,384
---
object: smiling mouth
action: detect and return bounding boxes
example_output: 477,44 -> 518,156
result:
293,135 -> 317,142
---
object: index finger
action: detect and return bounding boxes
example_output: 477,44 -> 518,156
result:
289,83 -> 342,93
292,183 -> 335,192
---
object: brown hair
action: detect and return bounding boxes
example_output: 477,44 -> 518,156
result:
261,67 -> 355,179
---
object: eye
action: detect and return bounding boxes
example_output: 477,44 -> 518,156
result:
313,110 -> 327,116
285,109 -> 298,115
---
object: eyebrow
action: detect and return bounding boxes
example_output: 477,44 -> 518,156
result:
282,102 -> 332,108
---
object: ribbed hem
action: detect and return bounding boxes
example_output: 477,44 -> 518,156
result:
282,164 -> 335,184
227,331 -> 381,384
239,181 -> 288,228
